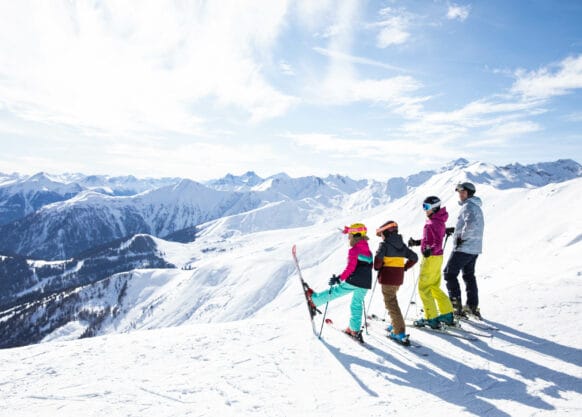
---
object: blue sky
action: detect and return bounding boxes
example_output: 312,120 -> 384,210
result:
0,0 -> 581,180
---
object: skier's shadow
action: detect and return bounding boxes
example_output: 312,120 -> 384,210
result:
456,322 -> 582,399
482,319 -> 582,367
319,332 -> 559,416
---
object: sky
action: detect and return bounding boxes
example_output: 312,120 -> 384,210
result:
0,0 -> 581,181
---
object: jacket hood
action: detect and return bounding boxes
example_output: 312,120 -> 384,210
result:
385,233 -> 405,250
430,206 -> 449,223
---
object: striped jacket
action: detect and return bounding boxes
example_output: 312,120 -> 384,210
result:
373,233 -> 418,286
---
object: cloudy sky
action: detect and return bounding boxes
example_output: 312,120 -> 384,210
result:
0,0 -> 581,180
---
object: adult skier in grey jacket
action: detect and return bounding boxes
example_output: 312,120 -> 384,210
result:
443,182 -> 485,318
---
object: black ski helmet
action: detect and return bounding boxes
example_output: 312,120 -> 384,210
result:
455,182 -> 476,196
423,196 -> 441,212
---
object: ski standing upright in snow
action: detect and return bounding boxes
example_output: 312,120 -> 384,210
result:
292,244 -> 320,336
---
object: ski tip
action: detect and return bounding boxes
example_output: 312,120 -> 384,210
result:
292,244 -> 296,255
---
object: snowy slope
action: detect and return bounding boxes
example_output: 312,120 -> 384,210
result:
0,269 -> 580,417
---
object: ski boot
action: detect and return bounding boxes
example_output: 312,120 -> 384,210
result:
436,312 -> 456,326
463,305 -> 482,320
344,327 -> 364,343
451,297 -> 466,318
413,317 -> 441,329
389,331 -> 411,346
303,285 -> 319,318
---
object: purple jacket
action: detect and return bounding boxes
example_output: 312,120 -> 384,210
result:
421,207 -> 448,256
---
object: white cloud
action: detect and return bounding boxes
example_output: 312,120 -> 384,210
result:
447,4 -> 471,21
313,47 -> 406,72
0,0 -> 297,135
511,55 -> 582,99
484,121 -> 541,140
279,60 -> 295,76
283,132 -> 455,161
312,4 -> 426,113
375,8 -> 411,48
395,94 -> 547,149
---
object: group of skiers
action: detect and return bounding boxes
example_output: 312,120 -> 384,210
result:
306,181 -> 485,345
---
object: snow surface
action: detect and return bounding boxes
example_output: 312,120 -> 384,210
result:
1,164 -> 581,416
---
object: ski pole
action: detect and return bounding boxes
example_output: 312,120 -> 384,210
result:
366,276 -> 378,313
318,285 -> 333,339
403,264 -> 420,320
362,300 -> 369,335
443,227 -> 454,251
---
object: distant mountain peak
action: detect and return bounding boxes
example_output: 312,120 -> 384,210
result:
205,171 -> 264,191
442,158 -> 470,170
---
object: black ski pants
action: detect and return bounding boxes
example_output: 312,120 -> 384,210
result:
443,251 -> 479,307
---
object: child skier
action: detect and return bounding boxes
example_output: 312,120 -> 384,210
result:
408,196 -> 455,329
307,223 -> 373,342
374,220 -> 418,345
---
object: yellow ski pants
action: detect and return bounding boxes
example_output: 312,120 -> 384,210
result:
418,255 -> 453,319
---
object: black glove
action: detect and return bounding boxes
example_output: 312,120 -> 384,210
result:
456,237 -> 464,247
422,247 -> 432,258
446,227 -> 455,236
408,238 -> 421,247
328,275 -> 340,286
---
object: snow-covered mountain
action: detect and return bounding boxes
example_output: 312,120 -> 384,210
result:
1,158 -> 581,417
0,172 -> 181,226
75,174 -> 181,196
0,175 -> 365,260
0,180 -> 263,260
205,170 -> 264,191
0,172 -> 83,225
0,234 -> 177,308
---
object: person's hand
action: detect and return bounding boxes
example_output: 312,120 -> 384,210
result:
422,247 -> 432,258
456,237 -> 464,246
408,238 -> 421,247
328,275 -> 340,286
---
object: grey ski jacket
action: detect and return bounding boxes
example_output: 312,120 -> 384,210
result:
453,196 -> 484,255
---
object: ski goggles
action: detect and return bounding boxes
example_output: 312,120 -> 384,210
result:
342,225 -> 367,235
422,202 -> 438,211
375,221 -> 398,236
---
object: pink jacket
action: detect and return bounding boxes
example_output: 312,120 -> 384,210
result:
340,239 -> 372,281
421,207 -> 448,256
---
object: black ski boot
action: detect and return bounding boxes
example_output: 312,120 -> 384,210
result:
451,297 -> 466,318
463,305 -> 483,320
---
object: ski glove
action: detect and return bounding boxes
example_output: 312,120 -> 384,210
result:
445,227 -> 455,236
408,238 -> 421,247
455,237 -> 464,247
328,275 -> 341,286
422,247 -> 432,258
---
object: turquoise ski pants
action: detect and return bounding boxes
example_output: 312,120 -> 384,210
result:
311,282 -> 368,332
